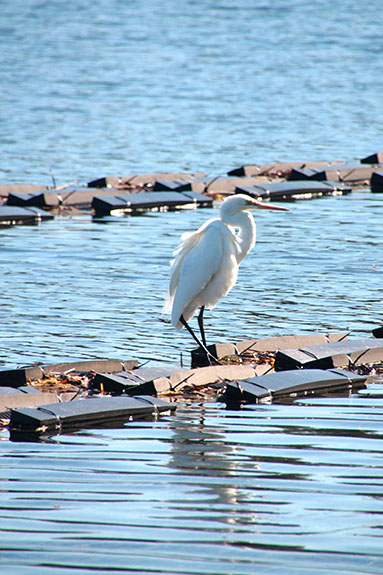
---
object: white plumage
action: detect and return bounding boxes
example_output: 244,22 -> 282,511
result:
163,193 -> 289,354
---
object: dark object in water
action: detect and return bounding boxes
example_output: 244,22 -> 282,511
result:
224,368 -> 367,403
10,395 -> 175,434
370,172 -> 383,193
372,326 -> 383,339
191,343 -> 238,367
360,152 -> 383,164
153,179 -> 194,191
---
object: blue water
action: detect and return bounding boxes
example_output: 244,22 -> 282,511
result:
0,1 -> 383,574
0,0 -> 381,185
0,191 -> 382,367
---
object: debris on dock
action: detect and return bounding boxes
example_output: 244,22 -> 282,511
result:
92,364 -> 257,396
191,332 -> 348,367
0,358 -> 138,388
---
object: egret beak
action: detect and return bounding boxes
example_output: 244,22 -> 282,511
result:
248,198 -> 290,211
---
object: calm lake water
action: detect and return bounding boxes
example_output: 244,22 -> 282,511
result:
0,0 -> 382,573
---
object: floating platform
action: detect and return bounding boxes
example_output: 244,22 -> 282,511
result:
198,176 -> 272,195
228,161 -> 332,178
288,163 -> 381,185
0,184 -> 49,200
10,395 -> 175,434
0,206 -> 54,225
153,179 -> 196,191
6,187 -> 123,209
224,368 -> 367,403
0,386 -> 77,412
191,332 -> 347,367
235,180 -> 351,201
1,329 -> 382,436
92,190 -> 213,217
274,338 -> 383,370
0,358 -> 138,388
235,332 -> 347,354
88,172 -> 206,189
152,176 -> 272,196
228,154 -> 383,182
92,364 -> 257,395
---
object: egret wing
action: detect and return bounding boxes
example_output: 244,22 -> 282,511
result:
167,221 -> 225,326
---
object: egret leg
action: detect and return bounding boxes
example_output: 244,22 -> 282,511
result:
179,314 -> 220,365
197,306 -> 207,348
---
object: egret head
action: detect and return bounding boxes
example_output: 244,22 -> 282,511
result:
220,193 -> 289,220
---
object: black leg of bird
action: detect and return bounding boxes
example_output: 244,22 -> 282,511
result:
179,314 -> 218,365
197,306 -> 207,348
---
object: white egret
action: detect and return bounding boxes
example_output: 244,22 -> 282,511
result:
163,194 -> 289,361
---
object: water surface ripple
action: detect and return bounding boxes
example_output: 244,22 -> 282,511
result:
0,0 -> 381,183
0,192 -> 381,367
1,399 -> 382,575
